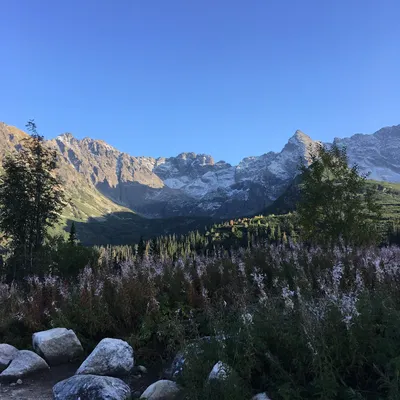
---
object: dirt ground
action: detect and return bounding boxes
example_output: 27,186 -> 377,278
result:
0,362 -> 158,400
0,363 -> 78,400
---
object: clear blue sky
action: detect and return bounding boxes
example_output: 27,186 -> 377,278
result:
1,0 -> 399,164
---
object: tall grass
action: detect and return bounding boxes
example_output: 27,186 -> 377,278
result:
1,242 -> 400,399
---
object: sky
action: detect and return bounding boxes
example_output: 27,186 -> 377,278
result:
0,0 -> 399,165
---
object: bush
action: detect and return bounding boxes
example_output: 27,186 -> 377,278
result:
1,242 -> 400,398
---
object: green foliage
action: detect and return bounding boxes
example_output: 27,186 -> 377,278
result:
1,243 -> 400,398
297,143 -> 382,246
42,234 -> 99,276
68,221 -> 77,245
0,120 -> 66,276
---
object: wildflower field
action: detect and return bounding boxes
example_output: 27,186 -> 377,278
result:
1,241 -> 400,399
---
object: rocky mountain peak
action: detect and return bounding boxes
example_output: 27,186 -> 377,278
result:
57,132 -> 75,141
1,122 -> 399,220
176,152 -> 215,166
288,130 -> 314,147
374,124 -> 400,139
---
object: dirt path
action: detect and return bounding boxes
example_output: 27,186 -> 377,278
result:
0,363 -> 78,400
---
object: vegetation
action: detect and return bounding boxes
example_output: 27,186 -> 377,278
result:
1,244 -> 400,399
2,134 -> 400,398
70,212 -> 214,246
296,143 -> 381,246
0,120 -> 66,277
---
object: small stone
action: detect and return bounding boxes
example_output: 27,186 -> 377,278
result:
10,382 -> 16,387
208,361 -> 231,381
16,379 -> 22,385
137,365 -> 148,374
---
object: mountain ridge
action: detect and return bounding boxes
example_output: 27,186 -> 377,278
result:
1,121 -> 400,221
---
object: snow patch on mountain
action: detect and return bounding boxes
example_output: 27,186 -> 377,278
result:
47,124 -> 400,218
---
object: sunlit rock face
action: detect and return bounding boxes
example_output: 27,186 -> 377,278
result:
1,121 -> 399,219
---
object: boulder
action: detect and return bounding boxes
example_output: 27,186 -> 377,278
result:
76,338 -> 134,377
165,351 -> 185,380
165,335 -> 227,380
252,393 -> 271,400
140,379 -> 180,400
208,361 -> 231,381
0,350 -> 49,381
53,374 -> 131,400
0,344 -> 18,372
32,327 -> 83,365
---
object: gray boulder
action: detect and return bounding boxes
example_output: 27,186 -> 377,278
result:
0,350 -> 49,381
140,379 -> 180,399
33,327 -> 83,365
0,344 -> 18,372
53,374 -> 131,400
76,338 -> 134,377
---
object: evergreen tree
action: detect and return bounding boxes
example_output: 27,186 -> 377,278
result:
297,143 -> 381,246
137,236 -> 146,258
68,221 -> 77,245
0,120 -> 66,275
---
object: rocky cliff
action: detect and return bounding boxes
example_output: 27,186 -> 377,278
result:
1,122 -> 399,220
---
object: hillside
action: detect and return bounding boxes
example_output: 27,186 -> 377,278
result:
0,123 -> 131,222
264,178 -> 400,220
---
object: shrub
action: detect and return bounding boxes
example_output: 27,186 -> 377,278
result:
1,242 -> 400,398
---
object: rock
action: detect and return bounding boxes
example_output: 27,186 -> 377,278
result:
165,335 -> 227,380
208,361 -> 230,381
0,350 -> 49,382
53,374 -> 131,400
140,380 -> 180,400
165,351 -> 185,380
136,365 -> 148,374
76,338 -> 134,377
252,393 -> 271,400
16,379 -> 22,385
0,344 -> 18,372
32,327 -> 83,365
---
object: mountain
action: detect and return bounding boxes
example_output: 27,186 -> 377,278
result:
0,123 -> 213,244
46,128 -> 320,219
333,125 -> 400,182
0,123 -> 131,222
0,121 -> 399,244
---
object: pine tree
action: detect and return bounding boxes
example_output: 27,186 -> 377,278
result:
137,236 -> 146,258
0,120 -> 66,275
297,143 -> 381,246
68,221 -> 77,245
